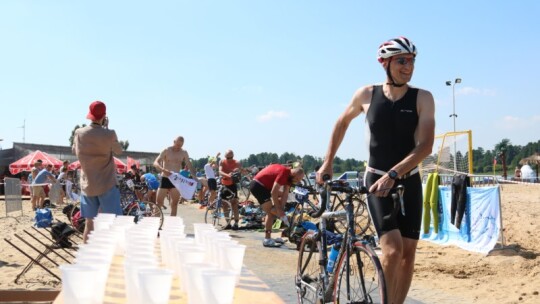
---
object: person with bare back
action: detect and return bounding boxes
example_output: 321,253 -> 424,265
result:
153,136 -> 198,216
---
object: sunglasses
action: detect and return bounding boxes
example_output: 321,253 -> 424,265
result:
394,57 -> 415,65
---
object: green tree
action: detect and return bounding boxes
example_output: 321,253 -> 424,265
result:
119,140 -> 129,151
494,138 -> 511,179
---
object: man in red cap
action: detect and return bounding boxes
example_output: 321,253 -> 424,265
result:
72,101 -> 123,242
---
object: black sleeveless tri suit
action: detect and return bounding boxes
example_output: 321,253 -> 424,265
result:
365,85 -> 423,240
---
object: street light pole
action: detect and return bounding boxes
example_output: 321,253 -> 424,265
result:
446,78 -> 462,172
446,78 -> 462,132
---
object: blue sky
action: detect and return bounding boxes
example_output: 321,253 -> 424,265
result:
1,1 -> 539,161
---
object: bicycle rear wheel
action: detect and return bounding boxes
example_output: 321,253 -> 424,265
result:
333,243 -> 386,304
283,204 -> 302,243
126,201 -> 164,229
296,232 -> 321,304
68,202 -> 85,233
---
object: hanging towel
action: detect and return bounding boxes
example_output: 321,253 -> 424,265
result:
423,172 -> 440,234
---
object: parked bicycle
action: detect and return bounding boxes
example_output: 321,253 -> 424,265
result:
119,177 -> 164,229
296,175 -> 404,304
204,178 -> 236,229
281,184 -> 320,247
66,177 -> 164,232
284,182 -> 372,249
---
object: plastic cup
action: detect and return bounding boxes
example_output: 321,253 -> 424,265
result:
71,258 -> 110,303
211,239 -> 238,267
59,264 -> 99,304
184,263 -> 219,304
200,269 -> 238,304
176,248 -> 206,291
203,232 -> 230,261
138,268 -> 174,304
193,224 -> 215,244
219,244 -> 246,277
75,245 -> 115,262
124,259 -> 159,304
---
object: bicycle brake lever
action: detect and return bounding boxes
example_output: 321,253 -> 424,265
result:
396,185 -> 405,216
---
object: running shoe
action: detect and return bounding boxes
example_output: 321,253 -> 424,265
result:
262,238 -> 282,248
273,237 -> 287,244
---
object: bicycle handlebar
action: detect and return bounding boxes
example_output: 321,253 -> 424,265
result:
315,174 -> 405,219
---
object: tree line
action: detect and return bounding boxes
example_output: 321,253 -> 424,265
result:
190,138 -> 539,177
68,125 -> 538,176
190,152 -> 366,175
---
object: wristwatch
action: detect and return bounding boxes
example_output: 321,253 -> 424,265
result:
387,170 -> 399,180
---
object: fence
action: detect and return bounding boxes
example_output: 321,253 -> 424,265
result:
2,177 -> 23,218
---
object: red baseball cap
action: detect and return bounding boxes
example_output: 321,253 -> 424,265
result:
87,101 -> 106,120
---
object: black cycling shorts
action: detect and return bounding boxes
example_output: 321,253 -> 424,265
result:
159,176 -> 175,189
365,171 -> 423,240
249,181 -> 271,206
207,178 -> 217,191
221,183 -> 238,199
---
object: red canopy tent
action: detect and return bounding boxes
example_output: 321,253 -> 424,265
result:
68,157 -> 127,174
9,150 -> 64,174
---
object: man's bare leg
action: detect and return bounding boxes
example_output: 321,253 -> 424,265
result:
169,188 -> 181,216
394,237 -> 418,304
156,188 -> 168,209
231,198 -> 240,223
83,218 -> 94,244
379,230 -> 403,304
30,195 -> 37,210
38,194 -> 45,209
262,203 -> 277,239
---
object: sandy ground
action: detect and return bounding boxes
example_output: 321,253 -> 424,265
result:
0,183 -> 539,303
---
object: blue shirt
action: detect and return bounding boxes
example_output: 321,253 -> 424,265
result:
33,169 -> 54,184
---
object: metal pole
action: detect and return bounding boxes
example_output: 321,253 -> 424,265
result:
452,83 -> 457,171
452,83 -> 456,132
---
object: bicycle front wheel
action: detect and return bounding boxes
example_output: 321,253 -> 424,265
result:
205,201 -> 232,229
296,232 -> 321,304
126,201 -> 164,230
332,196 -> 371,236
333,243 -> 386,304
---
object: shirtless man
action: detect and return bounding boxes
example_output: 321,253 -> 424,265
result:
153,136 -> 198,216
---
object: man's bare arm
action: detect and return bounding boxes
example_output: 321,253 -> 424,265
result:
317,86 -> 368,183
153,150 -> 167,174
184,152 -> 198,179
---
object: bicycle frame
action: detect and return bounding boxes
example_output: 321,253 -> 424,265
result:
313,179 -> 403,303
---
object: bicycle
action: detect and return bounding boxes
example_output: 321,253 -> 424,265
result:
296,176 -> 404,304
204,178 -> 235,229
282,184 -> 321,247
64,177 -> 164,232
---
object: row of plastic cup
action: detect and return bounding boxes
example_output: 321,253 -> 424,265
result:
176,223 -> 247,304
60,213 -> 132,303
61,215 -> 246,304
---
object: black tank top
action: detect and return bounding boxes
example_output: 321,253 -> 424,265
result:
366,85 -> 419,171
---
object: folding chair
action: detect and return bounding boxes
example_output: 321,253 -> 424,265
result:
3,221 -> 78,284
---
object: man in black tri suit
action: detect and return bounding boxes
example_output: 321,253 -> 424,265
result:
317,37 -> 435,304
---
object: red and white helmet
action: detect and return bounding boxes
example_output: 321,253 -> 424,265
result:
377,37 -> 417,62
